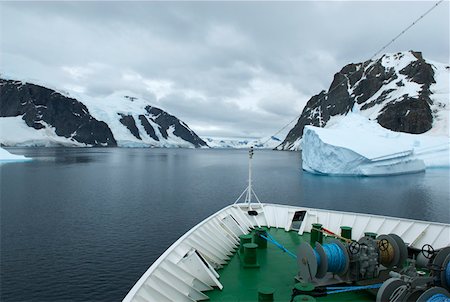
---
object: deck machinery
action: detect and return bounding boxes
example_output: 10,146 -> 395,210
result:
294,225 -> 450,301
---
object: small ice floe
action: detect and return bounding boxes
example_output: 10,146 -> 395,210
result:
0,147 -> 32,163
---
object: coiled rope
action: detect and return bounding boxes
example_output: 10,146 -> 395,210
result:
314,243 -> 346,273
379,241 -> 395,266
426,294 -> 450,302
323,243 -> 346,273
425,262 -> 450,302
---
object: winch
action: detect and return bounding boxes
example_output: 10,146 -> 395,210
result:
376,246 -> 450,302
296,231 -> 407,285
294,227 -> 450,301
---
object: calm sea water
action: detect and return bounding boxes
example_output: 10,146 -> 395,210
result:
1,148 -> 449,301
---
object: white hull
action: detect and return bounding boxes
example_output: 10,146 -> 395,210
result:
123,203 -> 450,302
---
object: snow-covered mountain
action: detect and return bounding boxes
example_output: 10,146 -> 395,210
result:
0,78 -> 207,148
278,51 -> 449,150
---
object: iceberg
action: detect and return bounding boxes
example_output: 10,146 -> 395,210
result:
0,147 -> 31,162
301,113 -> 449,176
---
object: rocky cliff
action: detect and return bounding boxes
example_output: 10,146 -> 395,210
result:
277,51 -> 449,150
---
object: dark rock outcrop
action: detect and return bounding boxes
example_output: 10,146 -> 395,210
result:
145,106 -> 208,147
118,114 -> 141,140
138,115 -> 159,141
278,51 -> 438,150
377,95 -> 433,134
0,79 -> 116,146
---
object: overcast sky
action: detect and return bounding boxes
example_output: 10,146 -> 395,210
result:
1,1 -> 448,138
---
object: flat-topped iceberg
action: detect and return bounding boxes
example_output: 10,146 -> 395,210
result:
301,113 -> 449,176
0,147 -> 31,162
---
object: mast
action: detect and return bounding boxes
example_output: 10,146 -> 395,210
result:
234,146 -> 262,206
246,146 -> 254,204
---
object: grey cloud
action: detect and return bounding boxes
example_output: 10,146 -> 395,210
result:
1,1 -> 448,138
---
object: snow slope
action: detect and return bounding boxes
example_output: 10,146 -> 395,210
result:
0,116 -> 86,147
75,91 -> 203,148
427,58 -> 450,136
301,113 -> 449,176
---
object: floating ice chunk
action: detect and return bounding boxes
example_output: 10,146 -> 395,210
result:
0,147 -> 31,162
301,113 -> 449,176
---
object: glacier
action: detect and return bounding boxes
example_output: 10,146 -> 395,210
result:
301,113 -> 449,176
203,135 -> 283,149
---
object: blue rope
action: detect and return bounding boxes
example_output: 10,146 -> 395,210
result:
426,261 -> 450,302
326,283 -> 382,294
322,243 -> 346,273
426,294 -> 450,302
259,234 -> 298,259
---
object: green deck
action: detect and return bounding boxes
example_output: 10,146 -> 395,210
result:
207,228 -> 374,302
